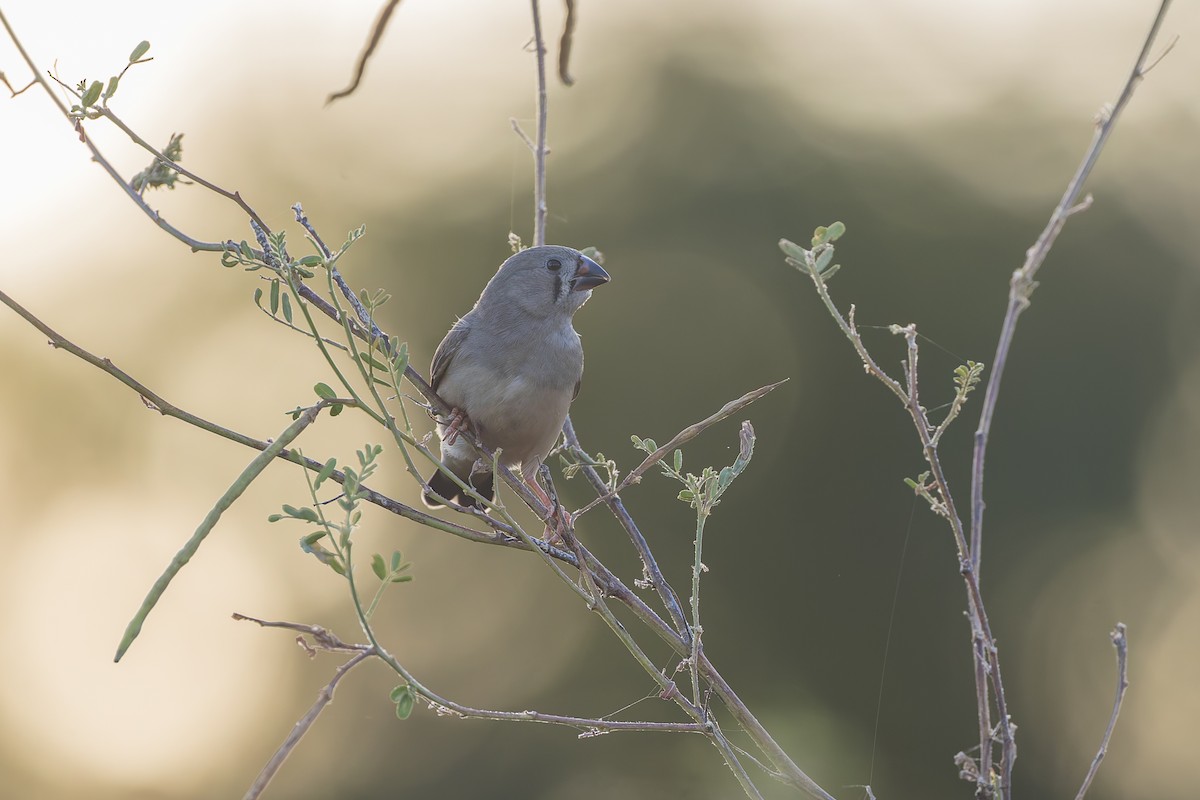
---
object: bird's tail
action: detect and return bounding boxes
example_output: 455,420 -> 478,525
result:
423,467 -> 495,509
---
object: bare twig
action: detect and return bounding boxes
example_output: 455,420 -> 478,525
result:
1,69 -> 34,96
99,107 -> 270,233
558,0 -> 578,86
574,381 -> 786,516
530,0 -> 549,246
564,416 -> 692,641
327,0 -> 404,104
1073,623 -> 1130,800
243,648 -> 373,800
970,0 -> 1175,575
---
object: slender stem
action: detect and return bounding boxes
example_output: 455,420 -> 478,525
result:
564,417 -> 692,641
1073,624 -> 1130,800
574,381 -> 785,516
971,0 -> 1174,574
243,648 -> 373,800
689,509 -> 707,708
100,106 -> 271,234
530,0 -> 548,245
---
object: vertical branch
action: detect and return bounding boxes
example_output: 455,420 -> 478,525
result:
530,0 -> 549,246
1073,623 -> 1130,800
970,0 -> 1174,573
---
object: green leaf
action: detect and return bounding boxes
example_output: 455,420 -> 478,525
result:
269,279 -> 279,314
390,550 -> 403,571
281,504 -> 319,522
253,287 -> 263,307
678,489 -> 695,502
296,255 -> 323,267
301,531 -> 327,546
314,457 -> 337,489
673,449 -> 683,472
267,514 -> 283,523
104,76 -> 119,100
371,553 -> 387,580
129,40 -> 151,62
314,382 -> 336,400
81,80 -> 103,107
826,221 -> 846,241
359,352 -> 388,371
778,238 -> 807,261
330,404 -> 344,417
391,574 -> 413,583
239,240 -> 254,260
389,685 -> 407,703
281,293 -> 293,324
394,686 -> 414,719
814,247 -> 834,273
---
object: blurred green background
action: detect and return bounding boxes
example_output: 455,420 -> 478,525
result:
2,1 -> 1198,798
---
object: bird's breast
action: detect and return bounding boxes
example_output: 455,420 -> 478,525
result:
438,344 -> 581,466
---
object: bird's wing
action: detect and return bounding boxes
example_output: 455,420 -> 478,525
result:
572,376 -> 581,401
430,319 -> 471,392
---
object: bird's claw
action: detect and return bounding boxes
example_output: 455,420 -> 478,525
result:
542,506 -> 573,546
443,407 -> 470,445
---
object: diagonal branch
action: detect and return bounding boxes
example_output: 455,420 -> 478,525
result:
574,381 -> 786,516
327,0 -> 404,104
970,0 -> 1175,574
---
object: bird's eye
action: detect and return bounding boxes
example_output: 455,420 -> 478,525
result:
546,258 -> 562,271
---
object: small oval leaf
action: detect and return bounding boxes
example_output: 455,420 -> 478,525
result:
129,40 -> 151,62
81,80 -> 103,107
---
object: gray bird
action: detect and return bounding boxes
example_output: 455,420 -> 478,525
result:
423,245 -> 610,512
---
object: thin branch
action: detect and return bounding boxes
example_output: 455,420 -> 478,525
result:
970,0 -> 1174,575
1073,623 -> 1130,800
327,0 -> 403,104
558,0 -> 578,86
530,0 -> 549,246
243,648 -> 373,800
564,416 -> 692,642
1,70 -> 34,96
510,117 -> 537,152
99,107 -> 271,233
896,326 -> 1014,797
574,381 -> 786,516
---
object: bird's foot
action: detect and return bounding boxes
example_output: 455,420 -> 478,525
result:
542,506 -> 573,546
442,407 -> 470,445
527,478 -> 572,545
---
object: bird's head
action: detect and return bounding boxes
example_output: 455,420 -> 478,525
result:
482,245 -> 610,320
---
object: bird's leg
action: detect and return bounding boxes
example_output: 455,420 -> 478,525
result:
442,407 -> 470,445
527,472 -> 572,545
